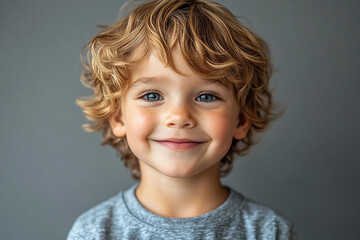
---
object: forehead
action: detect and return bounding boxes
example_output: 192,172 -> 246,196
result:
127,48 -> 233,89
131,76 -> 230,90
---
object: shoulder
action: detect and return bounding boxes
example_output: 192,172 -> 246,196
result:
229,189 -> 296,239
66,191 -> 125,240
241,195 -> 293,227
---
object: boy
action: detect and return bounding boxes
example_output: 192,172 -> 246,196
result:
68,0 -> 295,239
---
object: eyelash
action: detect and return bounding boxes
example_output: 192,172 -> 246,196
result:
139,91 -> 221,103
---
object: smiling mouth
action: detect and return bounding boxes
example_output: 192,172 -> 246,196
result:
153,140 -> 206,150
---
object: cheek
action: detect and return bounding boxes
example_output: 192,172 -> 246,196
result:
204,111 -> 236,143
125,108 -> 156,154
127,108 -> 155,137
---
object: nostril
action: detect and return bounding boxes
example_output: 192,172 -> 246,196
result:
164,109 -> 197,129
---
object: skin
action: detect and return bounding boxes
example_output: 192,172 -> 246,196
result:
109,47 -> 250,218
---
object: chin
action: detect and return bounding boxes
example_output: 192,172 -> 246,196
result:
158,164 -> 204,179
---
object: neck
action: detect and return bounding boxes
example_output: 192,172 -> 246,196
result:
135,162 -> 229,218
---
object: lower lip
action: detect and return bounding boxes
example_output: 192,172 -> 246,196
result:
155,141 -> 204,150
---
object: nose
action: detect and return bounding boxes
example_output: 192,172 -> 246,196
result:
164,102 -> 197,129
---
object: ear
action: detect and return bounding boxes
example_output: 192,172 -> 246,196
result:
109,111 -> 126,137
233,115 -> 250,140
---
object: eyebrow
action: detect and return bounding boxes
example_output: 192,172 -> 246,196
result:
131,77 -> 230,89
131,77 -> 163,87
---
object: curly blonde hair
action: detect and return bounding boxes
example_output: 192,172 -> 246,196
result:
77,0 -> 279,179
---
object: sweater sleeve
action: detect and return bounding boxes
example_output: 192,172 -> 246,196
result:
66,216 -> 88,240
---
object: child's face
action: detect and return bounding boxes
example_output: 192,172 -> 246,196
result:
110,48 -> 249,178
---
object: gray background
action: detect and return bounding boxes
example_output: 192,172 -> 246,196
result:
1,0 -> 359,239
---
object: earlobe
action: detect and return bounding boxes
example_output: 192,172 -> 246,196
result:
233,116 -> 250,140
109,112 -> 126,137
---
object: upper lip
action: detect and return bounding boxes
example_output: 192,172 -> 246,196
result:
154,138 -> 205,143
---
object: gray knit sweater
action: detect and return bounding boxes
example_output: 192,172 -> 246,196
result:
67,185 -> 295,239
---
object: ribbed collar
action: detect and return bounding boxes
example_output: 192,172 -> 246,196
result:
122,184 -> 244,230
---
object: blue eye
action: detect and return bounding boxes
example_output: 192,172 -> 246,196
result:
141,92 -> 219,102
142,92 -> 163,101
196,93 -> 219,102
